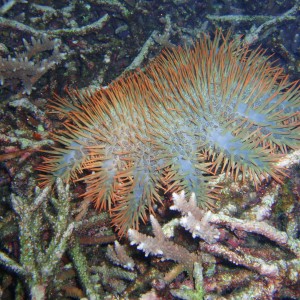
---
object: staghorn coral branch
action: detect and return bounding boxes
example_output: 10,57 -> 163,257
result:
171,190 -> 300,257
47,14 -> 110,37
244,2 -> 300,45
106,241 -> 135,270
208,213 -> 300,257
203,243 -> 280,277
4,178 -> 75,300
202,243 -> 300,287
0,13 -> 109,38
170,190 -> 220,244
0,35 -> 65,94
128,215 -> 199,275
130,190 -> 300,297
90,264 -> 137,294
0,0 -> 27,15
87,0 -> 130,17
207,2 -> 300,45
70,240 -> 101,300
207,14 -> 274,23
171,190 -> 205,219
125,30 -> 158,72
0,16 -> 40,36
0,251 -> 26,276
204,269 -> 255,294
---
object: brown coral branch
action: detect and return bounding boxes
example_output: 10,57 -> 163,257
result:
106,241 -> 135,270
128,215 -> 199,274
78,235 -> 116,245
208,213 -> 300,257
202,243 -> 280,277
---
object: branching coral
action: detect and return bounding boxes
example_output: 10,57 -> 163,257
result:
0,178 -> 74,299
129,190 -> 300,298
0,177 -> 137,298
68,238 -> 137,298
38,30 -> 300,236
207,2 -> 300,46
0,34 -> 65,94
129,214 -> 199,275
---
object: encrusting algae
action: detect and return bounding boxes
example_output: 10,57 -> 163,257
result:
38,31 -> 300,236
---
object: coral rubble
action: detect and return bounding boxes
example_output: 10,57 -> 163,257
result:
129,189 -> 300,299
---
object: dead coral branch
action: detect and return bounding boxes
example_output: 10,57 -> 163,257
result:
0,34 -> 64,94
129,190 -> 300,298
